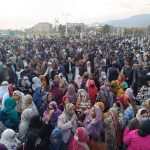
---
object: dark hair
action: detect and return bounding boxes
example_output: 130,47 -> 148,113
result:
25,132 -> 40,150
129,118 -> 140,131
29,115 -> 43,129
138,119 -> 150,137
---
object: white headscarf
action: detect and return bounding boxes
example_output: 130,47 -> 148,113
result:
32,77 -> 41,91
22,94 -> 38,115
0,129 -> 19,150
0,81 -> 9,99
18,108 -> 35,141
75,75 -> 82,89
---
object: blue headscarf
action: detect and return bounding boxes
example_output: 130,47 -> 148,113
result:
50,128 -> 63,150
33,86 -> 46,110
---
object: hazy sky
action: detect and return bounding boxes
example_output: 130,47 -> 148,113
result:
0,0 -> 150,29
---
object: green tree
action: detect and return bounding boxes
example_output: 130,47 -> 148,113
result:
102,24 -> 110,34
59,24 -> 66,36
75,25 -> 81,33
147,25 -> 150,34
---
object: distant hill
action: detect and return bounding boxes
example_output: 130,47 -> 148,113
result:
105,14 -> 150,27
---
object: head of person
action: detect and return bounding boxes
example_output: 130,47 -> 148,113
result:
87,61 -> 91,66
29,115 -> 43,129
68,57 -> 72,63
48,62 -> 52,68
96,102 -> 105,112
50,128 -> 63,150
24,94 -> 33,106
125,88 -> 134,98
100,85 -> 109,94
128,118 -> 140,131
4,97 -> 16,111
48,101 -> 58,112
12,90 -> 22,101
67,84 -> 75,93
74,127 -> 89,143
25,132 -> 41,150
65,103 -> 75,115
138,119 -> 150,137
1,81 -> 9,87
20,79 -> 26,87
62,96 -> 70,106
46,92 -> 54,103
136,108 -> 148,123
100,72 -> 107,79
118,73 -> 125,82
21,108 -> 34,125
120,82 -> 128,90
88,80 -> 95,88
1,129 -> 17,142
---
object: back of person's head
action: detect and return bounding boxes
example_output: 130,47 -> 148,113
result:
29,115 -> 43,129
34,141 -> 48,150
25,132 -> 40,150
128,118 -> 140,131
138,119 -> 150,137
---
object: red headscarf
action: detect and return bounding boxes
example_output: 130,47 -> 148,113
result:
8,84 -> 14,97
87,80 -> 98,105
68,127 -> 89,150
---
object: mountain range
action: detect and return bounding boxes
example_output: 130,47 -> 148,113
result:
94,14 -> 150,27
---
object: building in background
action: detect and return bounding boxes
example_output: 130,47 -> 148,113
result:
25,22 -> 53,35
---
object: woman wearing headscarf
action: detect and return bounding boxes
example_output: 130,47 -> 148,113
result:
123,119 -> 150,150
68,127 -> 89,150
98,71 -> 109,87
32,77 -> 41,91
0,129 -> 19,150
39,75 -> 47,90
12,90 -> 24,114
110,80 -> 119,97
39,92 -> 55,117
95,102 -> 106,122
59,95 -> 71,112
2,97 -> 20,129
33,86 -> 46,111
103,107 -> 123,150
136,108 -> 148,123
49,81 -> 64,105
100,85 -> 114,109
43,101 -> 62,128
18,108 -> 35,142
141,99 -> 150,119
57,103 -> 78,144
0,81 -> 9,107
1,83 -> 16,109
117,81 -> 128,98
74,75 -> 82,90
87,80 -> 98,105
22,94 -> 38,115
17,77 -> 32,95
17,131 -> 48,150
49,128 -> 67,150
83,105 -> 102,139
65,83 -> 77,104
116,73 -> 125,88
123,98 -> 137,128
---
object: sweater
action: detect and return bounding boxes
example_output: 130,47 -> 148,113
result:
123,128 -> 150,150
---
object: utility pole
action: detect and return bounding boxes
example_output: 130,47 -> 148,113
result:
62,13 -> 70,37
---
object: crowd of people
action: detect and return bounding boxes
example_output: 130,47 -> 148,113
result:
0,34 -> 150,150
